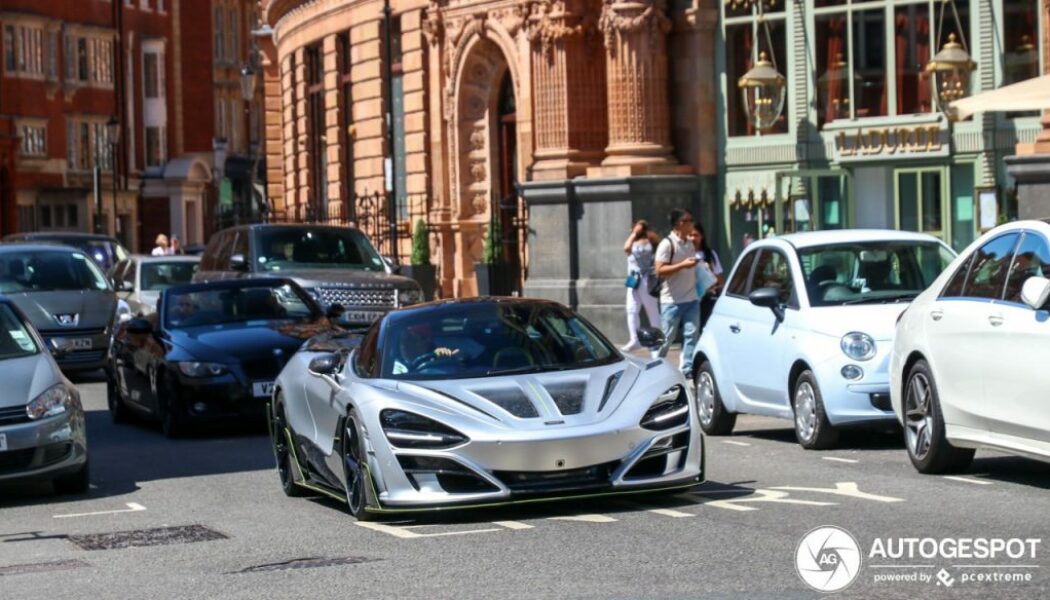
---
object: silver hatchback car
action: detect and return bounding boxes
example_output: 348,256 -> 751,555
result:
0,297 -> 89,494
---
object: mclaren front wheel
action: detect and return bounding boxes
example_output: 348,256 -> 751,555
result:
272,397 -> 307,498
343,409 -> 380,521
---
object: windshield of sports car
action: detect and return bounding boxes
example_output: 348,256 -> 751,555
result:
164,283 -> 319,329
256,228 -> 385,272
141,261 -> 199,291
798,241 -> 955,307
0,304 -> 39,360
0,251 -> 110,293
379,303 -> 620,380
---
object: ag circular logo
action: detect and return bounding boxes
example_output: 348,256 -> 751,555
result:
795,525 -> 862,593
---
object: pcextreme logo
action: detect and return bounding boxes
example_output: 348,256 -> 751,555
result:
795,525 -> 863,593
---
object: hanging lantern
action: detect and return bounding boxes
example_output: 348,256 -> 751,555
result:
925,31 -> 976,120
817,53 -> 863,122
739,51 -> 786,131
1005,35 -> 1039,84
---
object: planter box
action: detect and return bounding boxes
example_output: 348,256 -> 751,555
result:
474,263 -> 516,297
402,264 -> 437,301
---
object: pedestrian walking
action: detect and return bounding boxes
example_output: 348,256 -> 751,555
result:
620,220 -> 661,352
688,222 -> 724,332
654,208 -> 700,377
170,236 -> 184,256
152,234 -> 170,256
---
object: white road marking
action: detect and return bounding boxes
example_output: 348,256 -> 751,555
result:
493,520 -> 534,530
771,482 -> 903,503
648,508 -> 694,518
548,514 -> 618,523
355,522 -> 502,539
722,440 -> 751,447
943,476 -> 993,486
822,456 -> 859,464
53,502 -> 146,519
700,489 -> 836,512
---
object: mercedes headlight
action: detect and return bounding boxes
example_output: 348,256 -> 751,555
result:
27,383 -> 74,420
398,288 -> 424,307
840,332 -> 876,361
640,385 -> 690,430
177,361 -> 228,377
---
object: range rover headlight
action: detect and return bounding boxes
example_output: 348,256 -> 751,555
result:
380,409 -> 468,449
840,332 -> 876,361
178,361 -> 229,377
398,288 -> 424,307
640,385 -> 690,430
27,383 -> 74,420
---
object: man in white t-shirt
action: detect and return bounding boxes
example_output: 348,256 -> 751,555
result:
654,208 -> 701,377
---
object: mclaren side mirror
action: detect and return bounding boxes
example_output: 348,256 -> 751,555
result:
636,327 -> 665,350
749,287 -> 786,322
1021,276 -> 1050,311
308,352 -> 344,392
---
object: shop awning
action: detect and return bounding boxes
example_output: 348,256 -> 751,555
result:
951,75 -> 1050,120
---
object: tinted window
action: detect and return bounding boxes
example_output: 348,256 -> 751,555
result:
200,234 -> 224,271
0,303 -> 39,360
108,260 -> 127,283
1003,232 -> 1050,304
165,282 -> 317,329
141,261 -> 199,291
963,233 -> 1020,299
356,323 -> 381,378
727,250 -> 758,297
940,253 -> 975,298
751,249 -> 795,306
0,251 -> 109,293
255,228 -> 385,272
123,261 -> 137,286
232,231 -> 250,260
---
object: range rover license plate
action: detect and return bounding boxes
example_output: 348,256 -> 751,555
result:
252,381 -> 275,398
344,310 -> 385,323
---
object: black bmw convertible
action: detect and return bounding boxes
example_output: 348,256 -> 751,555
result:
107,278 -> 335,437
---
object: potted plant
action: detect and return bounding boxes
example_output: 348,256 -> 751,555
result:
402,219 -> 436,301
474,217 -> 503,296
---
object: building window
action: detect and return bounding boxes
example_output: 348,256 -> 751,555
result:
64,34 -> 113,86
816,8 -> 887,125
227,7 -> 239,66
144,52 -> 159,98
724,1 -> 788,136
4,23 -> 46,78
305,43 -> 327,220
145,126 -> 165,168
214,7 -> 225,64
1004,0 -> 1039,86
19,124 -> 46,157
46,30 -> 57,80
338,32 -> 355,214
67,118 -> 114,171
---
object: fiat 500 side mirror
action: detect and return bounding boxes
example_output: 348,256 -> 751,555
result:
749,287 -> 786,322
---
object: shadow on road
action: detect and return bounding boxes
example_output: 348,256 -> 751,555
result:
969,455 -> 1050,490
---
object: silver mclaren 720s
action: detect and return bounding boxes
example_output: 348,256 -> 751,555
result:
269,297 -> 705,519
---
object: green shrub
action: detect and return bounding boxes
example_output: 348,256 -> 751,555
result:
410,219 -> 431,266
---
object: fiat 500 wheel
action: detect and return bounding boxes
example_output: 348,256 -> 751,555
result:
793,370 -> 839,450
694,361 -> 736,435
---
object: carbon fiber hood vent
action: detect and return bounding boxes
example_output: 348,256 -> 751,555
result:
470,386 -> 539,418
543,380 -> 586,415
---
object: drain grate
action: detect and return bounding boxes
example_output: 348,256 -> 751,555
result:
233,556 -> 381,574
0,559 -> 88,576
68,525 -> 228,551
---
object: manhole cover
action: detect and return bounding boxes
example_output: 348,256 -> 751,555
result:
68,525 -> 227,551
0,559 -> 88,576
233,556 -> 381,573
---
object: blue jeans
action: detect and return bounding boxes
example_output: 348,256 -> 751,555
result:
657,300 -> 700,375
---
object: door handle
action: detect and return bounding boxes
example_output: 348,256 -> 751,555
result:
729,324 -> 741,334
988,314 -> 1003,327
930,309 -> 943,321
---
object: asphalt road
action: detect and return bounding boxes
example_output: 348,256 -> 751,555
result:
2,372 -> 1049,600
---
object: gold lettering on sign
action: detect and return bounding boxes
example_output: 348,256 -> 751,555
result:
834,125 -> 944,159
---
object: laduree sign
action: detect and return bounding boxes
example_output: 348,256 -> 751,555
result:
833,125 -> 950,162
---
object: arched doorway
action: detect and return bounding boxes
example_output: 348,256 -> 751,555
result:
493,71 -> 525,295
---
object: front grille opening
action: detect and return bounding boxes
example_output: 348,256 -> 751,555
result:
640,387 -> 689,430
317,288 -> 396,308
0,442 -> 72,476
494,460 -> 619,495
625,432 -> 691,480
471,386 -> 539,418
0,405 -> 30,426
397,456 -> 498,494
544,380 -> 586,415
597,371 -> 623,412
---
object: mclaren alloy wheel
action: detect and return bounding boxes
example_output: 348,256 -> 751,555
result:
342,409 -> 379,521
271,397 -> 306,497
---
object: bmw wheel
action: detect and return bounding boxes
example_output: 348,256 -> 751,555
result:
271,397 -> 306,497
904,360 -> 974,474
792,370 -> 839,450
694,361 -> 736,435
343,409 -> 379,521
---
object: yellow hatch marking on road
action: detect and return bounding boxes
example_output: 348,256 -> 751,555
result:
493,521 -> 534,530
547,514 -> 618,523
822,456 -> 859,464
701,489 -> 836,512
771,482 -> 903,503
648,508 -> 694,518
722,440 -> 751,447
53,503 -> 146,519
943,476 -> 993,486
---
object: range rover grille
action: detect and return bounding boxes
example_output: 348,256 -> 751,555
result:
315,288 -> 396,308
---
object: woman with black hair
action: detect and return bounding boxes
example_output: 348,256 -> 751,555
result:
689,222 -> 724,331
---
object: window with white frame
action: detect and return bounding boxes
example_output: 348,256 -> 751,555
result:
64,33 -> 114,86
66,118 -> 114,171
214,7 -> 225,64
145,126 -> 165,168
18,123 -> 46,157
144,51 -> 160,98
723,0 -> 789,136
3,23 -> 46,78
227,6 -> 239,65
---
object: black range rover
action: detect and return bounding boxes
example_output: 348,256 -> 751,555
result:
193,224 -> 423,325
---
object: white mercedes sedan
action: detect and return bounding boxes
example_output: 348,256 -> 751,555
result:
890,220 -> 1050,473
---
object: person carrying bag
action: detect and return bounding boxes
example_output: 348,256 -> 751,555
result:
621,220 -> 661,352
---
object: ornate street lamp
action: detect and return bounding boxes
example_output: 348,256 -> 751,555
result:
239,64 -> 257,102
925,0 -> 976,121
739,50 -> 786,131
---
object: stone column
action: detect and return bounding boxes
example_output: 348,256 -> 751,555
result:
591,0 -> 689,175
527,0 -> 607,180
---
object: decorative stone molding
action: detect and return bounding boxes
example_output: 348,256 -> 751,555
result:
597,0 -> 671,54
525,0 -> 590,59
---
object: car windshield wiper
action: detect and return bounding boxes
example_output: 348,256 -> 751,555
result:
485,364 -> 544,376
840,292 -> 918,305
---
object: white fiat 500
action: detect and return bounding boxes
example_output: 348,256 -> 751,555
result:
694,230 -> 954,449
891,220 -> 1050,473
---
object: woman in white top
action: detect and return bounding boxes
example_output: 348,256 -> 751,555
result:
689,222 -> 724,332
151,234 -> 171,257
621,220 -> 661,352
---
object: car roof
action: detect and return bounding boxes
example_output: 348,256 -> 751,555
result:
129,254 -> 201,264
751,229 -> 945,250
5,231 -> 120,242
218,223 -> 363,234
0,242 -> 96,254
162,277 -> 299,296
387,296 -> 566,320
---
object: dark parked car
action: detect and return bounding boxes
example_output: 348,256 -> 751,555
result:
193,224 -> 422,325
4,232 -> 130,271
108,277 -> 335,437
0,244 -> 124,372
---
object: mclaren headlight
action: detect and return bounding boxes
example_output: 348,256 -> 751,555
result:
177,361 -> 229,377
840,332 -> 876,361
27,383 -> 75,420
398,288 -> 424,307
380,409 -> 468,449
640,385 -> 690,430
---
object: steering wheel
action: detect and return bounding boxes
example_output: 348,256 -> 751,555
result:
410,350 -> 462,372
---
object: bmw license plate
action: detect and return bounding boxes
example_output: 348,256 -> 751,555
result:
0,433 -> 6,452
252,381 -> 275,398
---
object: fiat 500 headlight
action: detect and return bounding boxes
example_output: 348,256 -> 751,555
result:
178,361 -> 228,377
27,383 -> 75,420
840,332 -> 876,361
